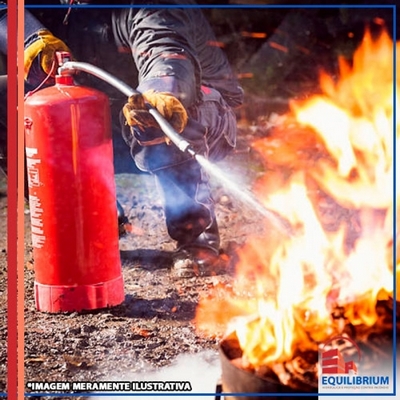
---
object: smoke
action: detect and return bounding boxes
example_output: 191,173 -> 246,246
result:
89,350 -> 221,399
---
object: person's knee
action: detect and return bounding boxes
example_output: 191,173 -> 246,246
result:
194,88 -> 238,162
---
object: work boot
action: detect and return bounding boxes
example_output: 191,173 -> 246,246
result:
172,217 -> 226,278
117,199 -> 132,238
177,215 -> 220,254
150,158 -> 227,277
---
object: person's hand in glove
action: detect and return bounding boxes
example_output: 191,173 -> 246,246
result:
24,30 -> 72,81
122,90 -> 188,134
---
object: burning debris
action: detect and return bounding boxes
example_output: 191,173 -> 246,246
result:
196,26 -> 397,394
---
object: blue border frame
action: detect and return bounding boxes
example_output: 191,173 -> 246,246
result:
17,2 -> 397,399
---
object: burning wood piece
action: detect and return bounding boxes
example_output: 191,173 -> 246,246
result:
270,363 -> 291,386
220,335 -> 243,360
283,358 -> 318,392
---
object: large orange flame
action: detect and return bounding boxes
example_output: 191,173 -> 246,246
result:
195,28 -> 397,370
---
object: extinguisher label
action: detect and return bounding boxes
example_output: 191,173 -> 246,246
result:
30,194 -> 46,249
26,147 -> 41,188
26,147 -> 46,248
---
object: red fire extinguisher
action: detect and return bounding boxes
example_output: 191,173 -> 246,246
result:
24,57 -> 125,313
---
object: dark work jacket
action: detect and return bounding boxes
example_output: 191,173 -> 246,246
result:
0,0 -> 243,107
110,2 -> 244,109
0,1 -> 243,109
32,1 -> 243,110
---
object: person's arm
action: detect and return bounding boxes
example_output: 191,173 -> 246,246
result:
24,13 -> 72,86
0,5 -> 71,86
114,7 -> 201,109
115,7 -> 204,135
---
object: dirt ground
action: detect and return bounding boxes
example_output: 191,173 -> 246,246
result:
6,102 -> 276,395
20,124 -> 272,397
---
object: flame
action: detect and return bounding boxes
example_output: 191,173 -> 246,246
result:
196,28 -> 397,369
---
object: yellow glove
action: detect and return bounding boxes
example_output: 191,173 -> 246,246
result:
24,30 -> 72,80
122,90 -> 188,133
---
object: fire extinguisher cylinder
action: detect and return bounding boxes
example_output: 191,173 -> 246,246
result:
24,70 -> 125,313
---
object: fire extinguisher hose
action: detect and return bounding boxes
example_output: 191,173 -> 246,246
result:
57,61 -> 295,237
57,61 -> 196,157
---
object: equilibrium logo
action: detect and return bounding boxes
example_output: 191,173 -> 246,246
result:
321,335 -> 360,375
318,335 -> 391,394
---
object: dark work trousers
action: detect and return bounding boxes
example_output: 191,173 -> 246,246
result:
120,86 -> 238,250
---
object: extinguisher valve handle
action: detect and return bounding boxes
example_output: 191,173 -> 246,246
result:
56,51 -> 72,67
